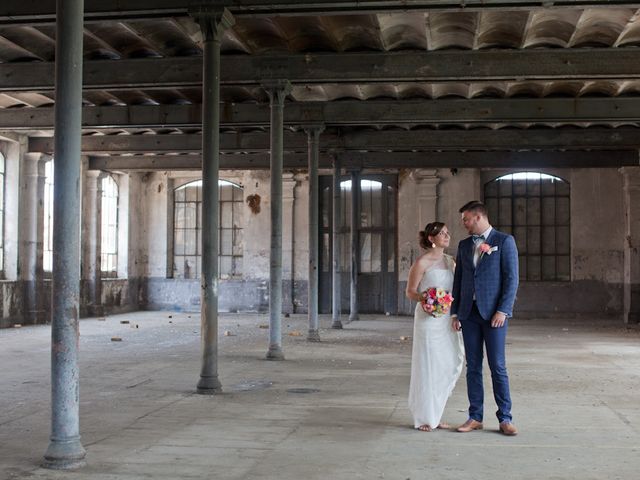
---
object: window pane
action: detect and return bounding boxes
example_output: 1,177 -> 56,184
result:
526,197 -> 540,226
527,256 -> 541,281
513,197 -> 527,226
220,202 -> 233,228
220,184 -> 233,201
557,197 -> 570,225
557,226 -> 571,255
498,198 -> 512,226
184,230 -> 197,255
371,185 -> 382,227
542,227 -> 556,255
371,233 -> 382,273
387,232 -> 395,273
541,197 -> 556,226
220,229 -> 233,256
360,232 -> 371,273
542,256 -> 556,281
498,179 -> 512,197
322,233 -> 330,272
186,185 -> 199,202
541,179 -> 556,196
527,226 -> 541,254
526,177 -> 541,196
513,180 -> 526,196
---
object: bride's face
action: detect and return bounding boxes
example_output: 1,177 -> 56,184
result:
431,227 -> 451,248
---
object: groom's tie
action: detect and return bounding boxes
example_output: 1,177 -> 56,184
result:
472,234 -> 485,267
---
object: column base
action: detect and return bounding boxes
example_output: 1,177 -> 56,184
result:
87,305 -> 105,317
349,313 -> 359,322
307,329 -> 321,342
196,376 -> 222,395
43,437 -> 86,470
331,319 -> 343,329
266,346 -> 285,360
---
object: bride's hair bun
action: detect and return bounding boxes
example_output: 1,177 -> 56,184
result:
420,222 -> 446,250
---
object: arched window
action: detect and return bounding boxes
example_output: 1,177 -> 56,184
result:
0,152 -> 5,273
100,175 -> 119,276
173,179 -> 244,279
43,160 -> 54,272
484,172 -> 570,282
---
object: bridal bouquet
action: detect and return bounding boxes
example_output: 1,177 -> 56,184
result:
420,287 -> 454,317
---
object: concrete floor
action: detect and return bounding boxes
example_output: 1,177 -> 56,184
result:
1,312 -> 639,480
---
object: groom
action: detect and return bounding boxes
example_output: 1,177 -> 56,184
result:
451,201 -> 519,436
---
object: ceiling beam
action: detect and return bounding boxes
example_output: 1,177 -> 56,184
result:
88,150 -> 639,171
28,127 -> 640,154
4,49 -> 640,92
3,1 -> 640,24
4,98 -> 640,130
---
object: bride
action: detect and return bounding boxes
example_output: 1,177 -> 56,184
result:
406,222 -> 464,431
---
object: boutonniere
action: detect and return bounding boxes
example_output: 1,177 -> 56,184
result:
479,243 -> 498,256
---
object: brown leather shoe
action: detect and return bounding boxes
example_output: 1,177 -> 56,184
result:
499,422 -> 518,436
456,419 -> 483,432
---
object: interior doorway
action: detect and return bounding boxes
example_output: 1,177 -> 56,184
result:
319,174 -> 398,314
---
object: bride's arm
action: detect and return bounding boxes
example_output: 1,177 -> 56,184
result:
405,258 -> 427,303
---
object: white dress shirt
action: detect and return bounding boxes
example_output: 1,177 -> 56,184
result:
473,226 -> 493,267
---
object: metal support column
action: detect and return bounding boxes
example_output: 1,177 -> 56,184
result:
263,80 -> 292,360
331,157 -> 343,329
81,170 -> 103,317
192,7 -> 235,394
43,0 -> 86,469
305,126 -> 324,342
19,154 -> 41,324
349,169 -> 360,322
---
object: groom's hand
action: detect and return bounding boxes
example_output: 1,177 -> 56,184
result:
491,311 -> 507,328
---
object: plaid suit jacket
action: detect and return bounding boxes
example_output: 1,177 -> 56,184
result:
451,228 -> 519,321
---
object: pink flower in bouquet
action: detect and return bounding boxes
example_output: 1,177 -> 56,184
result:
420,287 -> 453,317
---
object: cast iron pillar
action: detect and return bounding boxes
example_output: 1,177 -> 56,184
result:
192,6 -> 235,394
43,0 -> 87,470
331,157 -> 343,329
263,80 -> 292,360
349,169 -> 360,322
81,170 -> 103,317
305,126 -> 324,342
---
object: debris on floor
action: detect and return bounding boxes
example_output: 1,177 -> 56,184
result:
288,330 -> 303,336
111,337 -> 122,342
224,330 -> 235,336
13,324 -> 22,328
120,320 -> 130,324
258,324 -> 269,329
399,336 -> 411,341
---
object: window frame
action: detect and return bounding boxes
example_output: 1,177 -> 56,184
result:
484,171 -> 571,282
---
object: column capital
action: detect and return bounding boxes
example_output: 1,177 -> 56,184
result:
412,168 -> 439,184
190,6 -> 235,42
262,80 -> 292,106
303,124 -> 325,138
85,169 -> 102,179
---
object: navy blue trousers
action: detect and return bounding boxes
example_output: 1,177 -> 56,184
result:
460,303 -> 513,423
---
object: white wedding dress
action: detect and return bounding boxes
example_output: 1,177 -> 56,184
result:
408,255 -> 465,429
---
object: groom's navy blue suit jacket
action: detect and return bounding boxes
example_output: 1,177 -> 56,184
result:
451,229 -> 519,321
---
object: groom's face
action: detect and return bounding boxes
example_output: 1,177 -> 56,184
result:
461,211 -> 481,235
